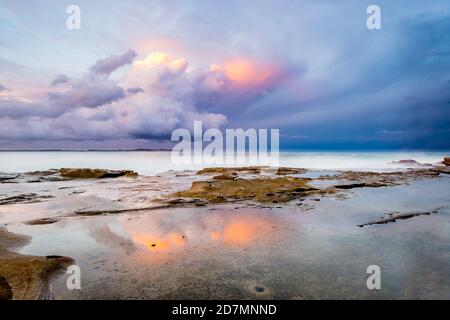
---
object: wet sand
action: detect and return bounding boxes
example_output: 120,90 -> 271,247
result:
0,167 -> 449,299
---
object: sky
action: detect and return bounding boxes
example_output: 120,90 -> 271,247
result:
0,0 -> 449,150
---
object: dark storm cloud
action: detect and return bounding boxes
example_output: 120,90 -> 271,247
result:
230,7 -> 450,150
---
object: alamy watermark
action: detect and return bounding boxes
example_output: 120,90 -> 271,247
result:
65,5 -> 380,31
171,121 -> 280,167
66,264 -> 81,290
367,5 -> 381,30
366,265 -> 381,290
66,5 -> 81,30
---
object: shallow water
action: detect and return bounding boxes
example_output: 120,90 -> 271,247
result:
4,176 -> 450,299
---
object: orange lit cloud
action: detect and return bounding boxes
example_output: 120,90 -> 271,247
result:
221,59 -> 281,89
133,52 -> 188,74
132,36 -> 185,57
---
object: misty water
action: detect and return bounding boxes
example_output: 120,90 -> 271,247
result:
0,151 -> 448,175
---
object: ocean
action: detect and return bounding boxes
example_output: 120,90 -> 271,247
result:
0,151 -> 448,175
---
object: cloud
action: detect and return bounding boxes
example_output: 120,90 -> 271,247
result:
47,77 -> 126,109
0,83 -> 8,91
126,87 -> 144,94
204,59 -> 293,115
111,52 -> 230,139
0,74 -> 127,120
0,51 -> 237,142
89,49 -> 137,76
2,0 -> 449,150
44,51 -> 139,111
0,53 -> 130,121
0,99 -> 49,119
50,74 -> 70,86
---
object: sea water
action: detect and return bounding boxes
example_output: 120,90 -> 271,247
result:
0,151 -> 447,175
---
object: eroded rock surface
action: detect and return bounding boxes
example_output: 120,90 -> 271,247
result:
0,173 -> 21,181
0,228 -> 73,300
0,193 -> 54,205
432,166 -> 450,174
1,168 -> 139,184
59,168 -> 138,179
0,276 -> 12,300
167,166 -> 446,205
443,157 -> 450,166
196,166 -> 263,175
25,218 -> 59,225
392,159 -> 419,164
319,169 -> 440,187
358,207 -> 445,227
172,176 -> 328,204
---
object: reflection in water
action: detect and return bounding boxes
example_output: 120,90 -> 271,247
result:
5,177 -> 450,299
9,200 -> 450,299
133,232 -> 187,251
88,223 -> 136,255
117,209 -> 277,255
209,216 -> 275,246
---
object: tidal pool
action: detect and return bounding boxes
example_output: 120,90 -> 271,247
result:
4,176 -> 449,299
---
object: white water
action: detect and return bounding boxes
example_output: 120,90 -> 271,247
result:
0,151 -> 447,176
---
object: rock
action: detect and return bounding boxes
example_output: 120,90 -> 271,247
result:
392,159 -> 419,164
196,166 -> 262,175
197,166 -> 307,176
166,167 -> 443,208
0,276 -> 12,300
0,173 -> 21,181
335,183 -> 366,189
212,173 -> 237,180
432,166 -> 450,174
25,218 -> 59,225
0,193 -> 54,205
358,207 -> 443,227
172,176 -> 326,204
254,286 -> 265,293
0,255 -> 73,299
166,198 -> 209,206
74,204 -> 167,216
59,168 -> 138,179
443,157 -> 450,166
324,169 -> 439,186
335,182 -> 387,189
276,167 -> 307,175
22,170 -> 69,182
0,228 -> 74,300
24,170 -> 59,176
392,159 -> 433,167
